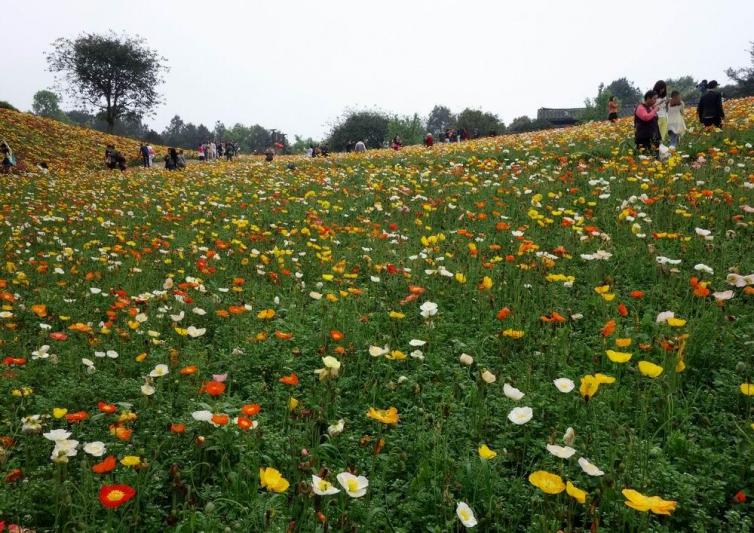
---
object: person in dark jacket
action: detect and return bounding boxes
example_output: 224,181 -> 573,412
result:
139,144 -> 150,167
697,80 -> 724,128
634,90 -> 660,154
165,148 -> 178,170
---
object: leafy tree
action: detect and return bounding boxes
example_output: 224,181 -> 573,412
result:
455,108 -> 505,137
32,90 -> 66,120
726,41 -> 754,97
46,31 -> 168,132
0,101 -> 18,111
290,135 -> 320,154
213,121 -> 227,141
665,76 -> 700,101
508,115 -> 552,133
426,105 -> 455,136
387,113 -> 426,146
162,115 -> 186,147
327,110 -> 390,151
583,78 -> 642,121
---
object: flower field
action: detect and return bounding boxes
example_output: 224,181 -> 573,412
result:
0,109 -> 170,172
2,99 -> 754,532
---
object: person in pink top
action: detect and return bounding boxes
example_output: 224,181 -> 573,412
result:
634,90 -> 660,154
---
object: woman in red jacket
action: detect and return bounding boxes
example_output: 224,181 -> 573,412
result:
634,90 -> 660,154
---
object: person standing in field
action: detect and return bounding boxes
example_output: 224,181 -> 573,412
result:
607,96 -> 619,122
667,90 -> 686,149
147,144 -> 155,167
1,140 -> 16,170
697,80 -> 724,128
424,133 -> 434,147
140,143 -> 150,167
653,81 -> 669,143
634,90 -> 660,154
354,140 -> 366,152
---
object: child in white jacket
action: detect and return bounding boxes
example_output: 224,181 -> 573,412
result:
667,90 -> 686,149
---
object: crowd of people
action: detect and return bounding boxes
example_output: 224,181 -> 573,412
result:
632,79 -> 725,156
198,141 -> 238,162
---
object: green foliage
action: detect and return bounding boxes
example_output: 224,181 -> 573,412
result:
584,78 -> 643,121
665,76 -> 700,102
726,41 -> 754,98
427,105 -> 455,136
508,115 -> 553,133
0,100 -> 18,111
290,134 -> 320,154
455,108 -> 505,136
327,110 -> 390,150
46,31 -> 168,131
387,113 -> 426,146
32,90 -> 67,121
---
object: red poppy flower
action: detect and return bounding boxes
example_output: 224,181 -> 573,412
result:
2,357 -> 26,366
279,373 -> 299,386
496,307 -> 511,320
91,455 -> 117,474
5,468 -> 23,483
617,303 -> 629,317
734,490 -> 746,503
98,401 -> 117,414
630,290 -> 645,299
99,484 -> 136,508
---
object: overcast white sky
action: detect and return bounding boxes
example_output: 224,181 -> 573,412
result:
1,0 -> 752,139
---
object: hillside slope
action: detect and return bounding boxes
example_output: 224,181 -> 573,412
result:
0,108 -> 168,172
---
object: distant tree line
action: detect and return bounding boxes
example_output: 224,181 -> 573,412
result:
7,32 -> 754,154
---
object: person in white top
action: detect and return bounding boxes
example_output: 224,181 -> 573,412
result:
666,90 -> 686,149
653,80 -> 669,143
354,140 -> 366,152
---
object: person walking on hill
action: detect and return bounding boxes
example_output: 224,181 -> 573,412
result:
653,81 -> 669,143
1,140 -> 16,171
697,80 -> 724,128
634,90 -> 660,154
607,96 -> 619,122
667,90 -> 686,149
140,144 -> 150,168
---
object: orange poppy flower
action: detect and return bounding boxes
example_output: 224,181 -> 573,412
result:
630,290 -> 645,299
169,423 -> 186,433
5,468 -> 23,483
211,413 -> 229,426
68,323 -> 93,333
236,416 -> 254,430
65,411 -> 89,423
99,484 -> 136,508
228,305 -> 246,315
2,357 -> 26,366
31,304 -> 47,317
600,319 -> 616,337
274,331 -> 293,340
279,373 -> 299,386
215,309 -> 230,318
202,381 -> 226,397
496,307 -> 511,320
91,455 -> 117,474
329,330 -> 344,342
49,332 -> 68,341
109,425 -> 132,442
180,365 -> 198,375
241,403 -> 261,417
617,303 -> 629,317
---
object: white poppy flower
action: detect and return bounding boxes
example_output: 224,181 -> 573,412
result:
656,311 -> 675,323
459,353 -> 474,366
312,475 -> 340,495
149,364 -> 169,378
191,410 -> 213,422
368,345 -> 389,357
192,307 -> 207,315
713,290 -> 734,301
503,383 -> 525,401
507,406 -> 533,425
553,378 -> 575,393
409,339 -> 426,347
563,427 -> 575,445
456,502 -> 478,528
327,419 -> 345,437
43,429 -> 71,442
336,472 -> 368,498
309,291 -> 322,300
694,264 -> 714,275
546,444 -> 576,459
187,326 -> 206,338
419,301 -> 438,318
578,457 -> 605,476
170,311 -> 185,322
83,441 -> 106,457
481,370 -> 497,384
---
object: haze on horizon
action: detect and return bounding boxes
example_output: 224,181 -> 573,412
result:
1,0 -> 752,140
